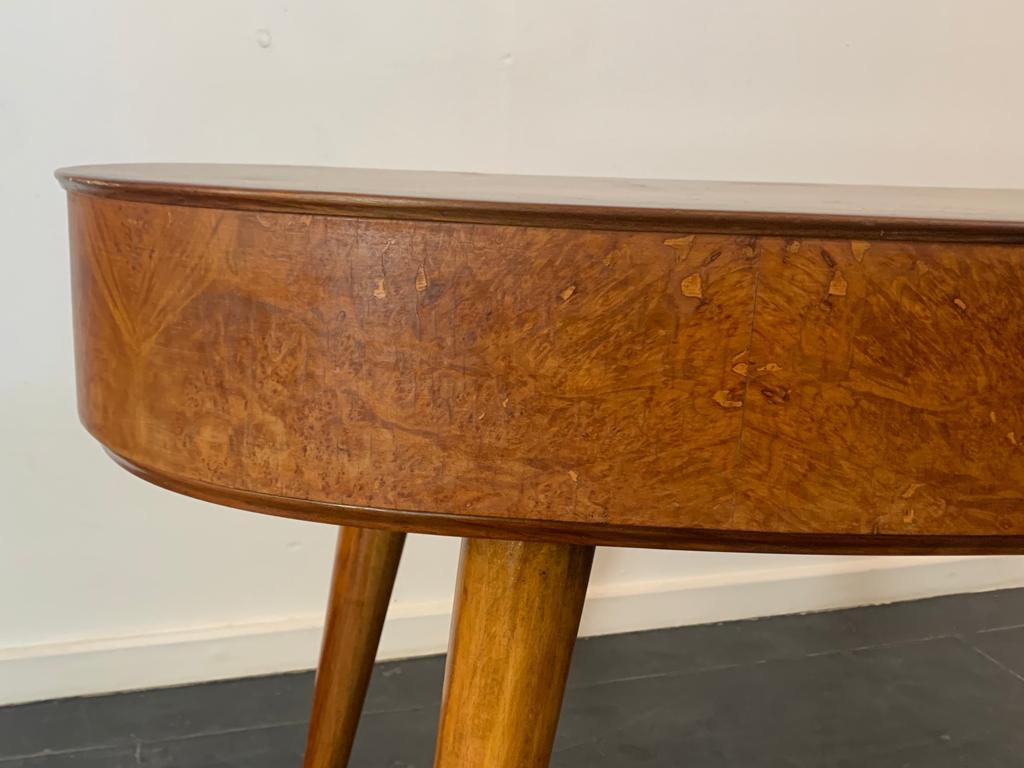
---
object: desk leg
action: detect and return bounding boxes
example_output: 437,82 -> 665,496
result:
303,526 -> 405,768
434,538 -> 594,767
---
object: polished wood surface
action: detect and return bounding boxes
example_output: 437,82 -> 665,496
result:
64,170 -> 1024,554
304,526 -> 404,768
107,449 -> 1024,554
59,163 -> 1024,242
434,538 -> 593,767
59,164 -> 1024,767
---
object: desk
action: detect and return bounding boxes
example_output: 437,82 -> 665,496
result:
57,164 -> 1024,766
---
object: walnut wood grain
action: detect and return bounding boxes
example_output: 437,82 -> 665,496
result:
434,538 -> 593,767
60,165 -> 1024,768
58,164 -> 1024,243
304,526 -> 404,768
106,447 -> 1024,555
62,166 -> 1024,554
735,237 -> 1024,538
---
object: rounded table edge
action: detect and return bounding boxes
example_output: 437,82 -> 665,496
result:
104,448 -> 1024,556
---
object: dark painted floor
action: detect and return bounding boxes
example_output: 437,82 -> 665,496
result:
3,588 -> 1024,766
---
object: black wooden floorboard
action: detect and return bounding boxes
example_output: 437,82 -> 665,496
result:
0,673 -> 315,760
553,636 -> 1024,767
2,587 -> 1023,767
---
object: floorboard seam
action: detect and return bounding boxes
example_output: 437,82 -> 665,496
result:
802,632 -> 957,658
141,718 -> 310,747
959,638 -> 1024,687
0,738 -> 140,764
974,621 -> 1024,635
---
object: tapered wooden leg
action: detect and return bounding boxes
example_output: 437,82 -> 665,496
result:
303,526 -> 405,768
434,538 -> 595,767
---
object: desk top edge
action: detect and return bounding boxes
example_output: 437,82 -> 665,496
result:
56,163 -> 1024,242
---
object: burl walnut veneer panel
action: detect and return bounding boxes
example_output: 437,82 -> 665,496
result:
68,192 -> 1024,551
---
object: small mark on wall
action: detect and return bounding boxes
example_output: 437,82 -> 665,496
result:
256,29 -> 272,48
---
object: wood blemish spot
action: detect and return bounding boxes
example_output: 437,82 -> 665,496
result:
680,273 -> 703,298
786,241 -> 801,254
603,247 -> 624,266
663,236 -> 695,258
828,271 -> 848,297
953,297 -> 967,312
759,363 -> 782,372
732,362 -> 749,376
712,390 -> 743,409
760,386 -> 790,404
990,411 -> 998,424
1007,431 -> 1018,446
502,397 -> 510,408
373,278 -> 387,299
820,249 -> 836,268
901,482 -> 924,499
903,509 -> 915,524
560,285 -> 576,302
852,241 -> 870,262
415,265 -> 428,292
568,470 -> 579,483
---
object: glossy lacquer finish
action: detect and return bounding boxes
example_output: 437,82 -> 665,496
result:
61,165 -> 1024,554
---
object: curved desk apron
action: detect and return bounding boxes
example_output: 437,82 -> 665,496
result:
58,164 -> 1024,766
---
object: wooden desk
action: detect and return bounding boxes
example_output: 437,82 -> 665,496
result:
57,164 -> 1024,766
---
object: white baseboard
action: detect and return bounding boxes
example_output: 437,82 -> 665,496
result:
3,555 -> 1023,706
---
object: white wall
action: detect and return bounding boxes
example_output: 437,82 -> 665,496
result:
4,0 -> 1024,705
